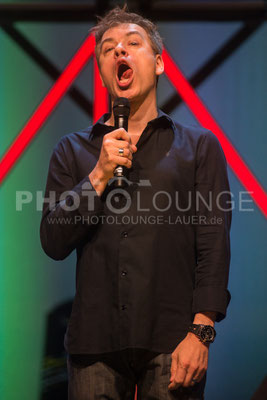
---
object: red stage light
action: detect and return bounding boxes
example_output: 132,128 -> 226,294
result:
0,36 -> 266,218
0,35 -> 96,184
163,49 -> 267,218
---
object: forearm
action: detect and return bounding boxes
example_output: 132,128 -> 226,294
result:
193,131 -> 231,321
40,175 -> 104,260
193,311 -> 217,327
89,164 -> 110,196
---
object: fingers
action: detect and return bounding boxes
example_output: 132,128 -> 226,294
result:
113,140 -> 135,158
114,140 -> 137,153
110,128 -> 131,142
189,367 -> 206,386
111,144 -> 133,169
113,155 -> 132,169
113,145 -> 132,159
169,355 -> 177,383
110,128 -> 137,152
168,336 -> 208,392
168,359 -> 205,390
98,129 -> 137,179
104,131 -> 136,158
183,364 -> 199,387
168,357 -> 187,390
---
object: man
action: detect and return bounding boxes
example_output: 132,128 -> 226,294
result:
40,6 -> 231,400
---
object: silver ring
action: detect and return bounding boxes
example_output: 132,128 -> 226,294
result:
118,148 -> 124,156
192,378 -> 198,383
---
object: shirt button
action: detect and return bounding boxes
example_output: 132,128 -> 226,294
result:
121,231 -> 128,238
121,305 -> 127,310
121,270 -> 127,277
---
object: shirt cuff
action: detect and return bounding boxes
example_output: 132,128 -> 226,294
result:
65,175 -> 104,217
192,286 -> 231,322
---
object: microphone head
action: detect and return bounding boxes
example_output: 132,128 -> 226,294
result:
113,97 -> 130,118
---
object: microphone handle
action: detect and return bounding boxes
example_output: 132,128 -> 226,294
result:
114,116 -> 128,186
117,116 -> 128,130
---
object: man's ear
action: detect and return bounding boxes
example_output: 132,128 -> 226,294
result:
155,54 -> 164,76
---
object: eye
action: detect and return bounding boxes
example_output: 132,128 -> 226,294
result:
129,42 -> 138,46
104,47 -> 113,54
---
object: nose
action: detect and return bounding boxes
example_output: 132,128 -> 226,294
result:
115,44 -> 127,57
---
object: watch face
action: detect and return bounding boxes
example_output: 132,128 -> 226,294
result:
200,326 -> 214,342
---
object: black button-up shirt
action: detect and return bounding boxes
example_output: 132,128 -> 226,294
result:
40,110 -> 231,355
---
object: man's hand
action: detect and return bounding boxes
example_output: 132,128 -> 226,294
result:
168,332 -> 209,390
97,128 -> 137,180
89,128 -> 137,195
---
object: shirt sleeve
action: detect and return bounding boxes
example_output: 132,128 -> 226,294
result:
40,139 -> 104,261
192,131 -> 232,322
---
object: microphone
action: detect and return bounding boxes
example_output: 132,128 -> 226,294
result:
113,97 -> 130,187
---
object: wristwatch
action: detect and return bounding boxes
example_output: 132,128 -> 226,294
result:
188,324 -> 216,343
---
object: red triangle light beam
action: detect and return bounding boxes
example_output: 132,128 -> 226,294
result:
0,35 -> 265,218
163,49 -> 267,218
0,35 -> 97,184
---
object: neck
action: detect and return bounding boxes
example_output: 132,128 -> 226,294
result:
106,92 -> 158,135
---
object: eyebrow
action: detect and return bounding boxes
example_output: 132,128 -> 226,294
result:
100,31 -> 144,52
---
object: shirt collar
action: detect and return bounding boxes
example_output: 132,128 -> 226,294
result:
91,108 -> 174,136
149,109 -> 174,128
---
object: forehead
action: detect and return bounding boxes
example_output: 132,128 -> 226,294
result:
101,23 -> 149,42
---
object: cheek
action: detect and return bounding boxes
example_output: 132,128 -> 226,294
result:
100,65 -> 109,78
99,59 -> 112,75
137,55 -> 156,75
138,63 -> 156,83
99,66 -> 113,86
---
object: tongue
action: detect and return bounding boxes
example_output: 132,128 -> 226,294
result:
121,68 -> 133,80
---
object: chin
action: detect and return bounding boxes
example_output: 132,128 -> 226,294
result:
114,89 -> 135,101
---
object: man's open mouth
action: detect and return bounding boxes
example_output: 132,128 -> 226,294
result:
116,62 -> 134,88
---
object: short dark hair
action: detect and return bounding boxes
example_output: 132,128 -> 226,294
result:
91,5 -> 163,63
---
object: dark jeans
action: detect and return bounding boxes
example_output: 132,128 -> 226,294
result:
67,348 -> 206,399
